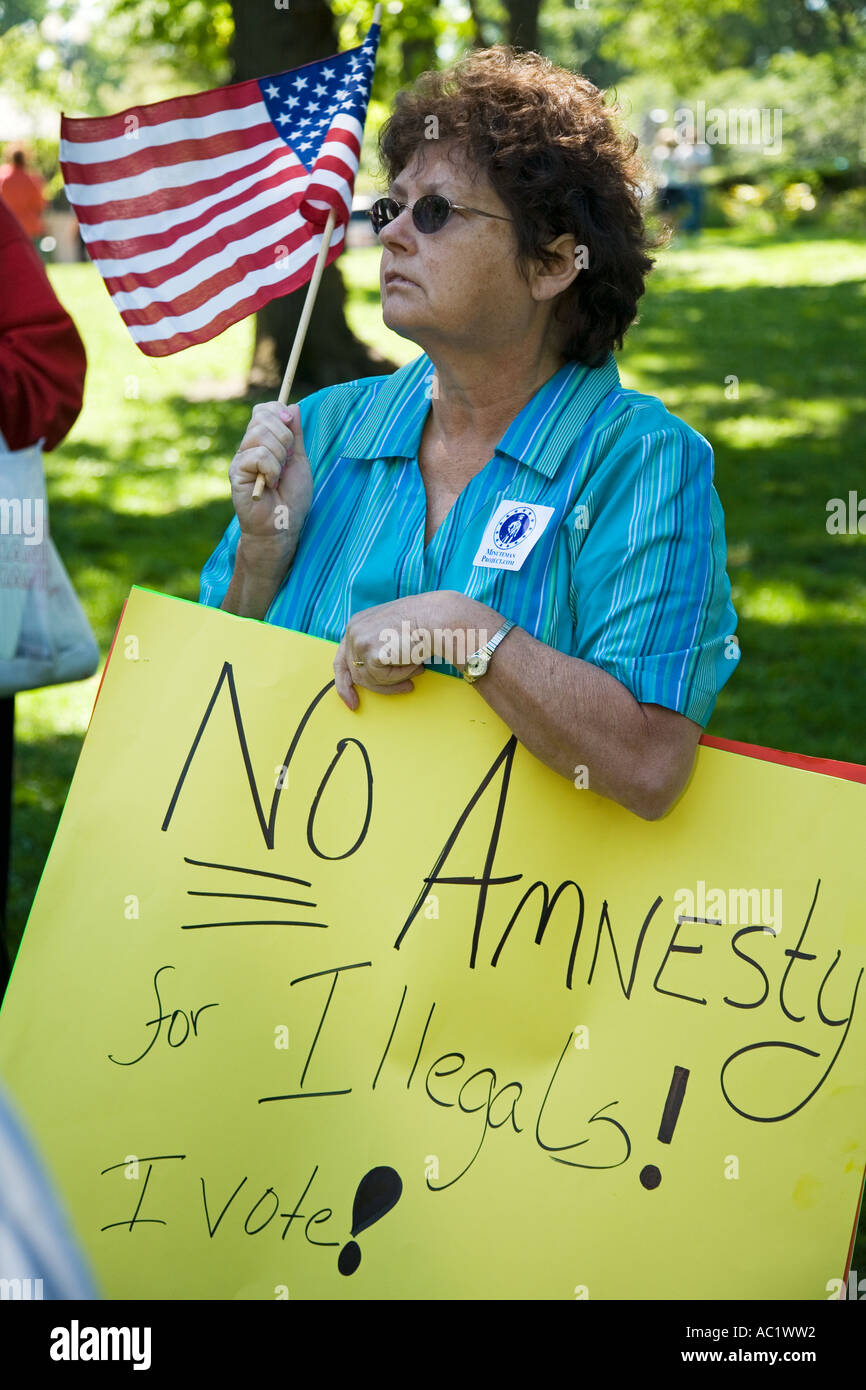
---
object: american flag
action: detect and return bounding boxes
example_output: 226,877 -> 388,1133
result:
59,22 -> 381,357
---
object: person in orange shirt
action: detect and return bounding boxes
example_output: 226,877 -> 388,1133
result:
0,148 -> 46,243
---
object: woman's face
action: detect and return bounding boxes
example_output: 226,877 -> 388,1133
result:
377,140 -> 541,359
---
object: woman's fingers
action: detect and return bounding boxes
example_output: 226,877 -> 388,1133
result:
236,424 -> 293,486
366,661 -> 420,687
248,410 -> 294,456
244,420 -> 293,467
249,401 -> 295,447
373,678 -> 416,695
333,640 -> 359,710
231,447 -> 281,491
231,405 -> 296,488
333,636 -> 422,709
229,402 -> 313,544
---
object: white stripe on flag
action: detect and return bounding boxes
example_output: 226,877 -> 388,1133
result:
64,136 -> 285,207
330,114 -> 363,138
93,179 -> 304,277
59,101 -> 266,165
109,208 -> 306,311
76,152 -> 303,244
305,165 -> 359,198
127,223 -> 346,343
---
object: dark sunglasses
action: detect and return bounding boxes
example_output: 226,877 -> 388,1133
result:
369,194 -> 513,236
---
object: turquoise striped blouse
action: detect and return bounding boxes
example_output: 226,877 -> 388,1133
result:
199,350 -> 739,725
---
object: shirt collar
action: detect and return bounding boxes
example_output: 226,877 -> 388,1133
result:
340,354 -> 434,461
341,350 -> 621,476
496,352 -> 621,477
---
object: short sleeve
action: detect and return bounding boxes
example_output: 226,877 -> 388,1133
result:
571,420 -> 738,725
198,513 -> 240,609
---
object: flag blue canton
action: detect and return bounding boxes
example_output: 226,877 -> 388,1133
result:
258,28 -> 379,171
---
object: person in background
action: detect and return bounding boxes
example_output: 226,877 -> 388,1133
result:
0,147 -> 46,247
670,130 -> 712,236
0,200 -> 87,996
650,128 -> 687,230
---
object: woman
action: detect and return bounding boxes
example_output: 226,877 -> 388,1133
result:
200,47 -> 738,821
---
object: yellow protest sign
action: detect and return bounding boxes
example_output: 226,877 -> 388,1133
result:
0,585 -> 863,1299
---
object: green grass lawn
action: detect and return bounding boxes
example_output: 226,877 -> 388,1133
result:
5,226 -> 866,1270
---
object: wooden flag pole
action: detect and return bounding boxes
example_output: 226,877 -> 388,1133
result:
252,205 -> 338,500
252,4 -> 381,499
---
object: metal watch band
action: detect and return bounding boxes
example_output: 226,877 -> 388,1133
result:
483,619 -> 516,661
463,619 -> 516,682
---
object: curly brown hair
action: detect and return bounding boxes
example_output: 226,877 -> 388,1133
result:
378,47 -> 660,366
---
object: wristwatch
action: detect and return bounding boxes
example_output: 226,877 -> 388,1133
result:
462,620 -> 516,684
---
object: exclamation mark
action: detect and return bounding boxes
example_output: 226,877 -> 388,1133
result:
640,1065 -> 689,1190
338,1166 -> 402,1275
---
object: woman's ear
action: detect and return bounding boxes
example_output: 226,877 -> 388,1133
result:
530,234 -> 584,303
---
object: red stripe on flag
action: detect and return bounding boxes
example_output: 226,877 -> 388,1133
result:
67,143 -> 293,227
117,238 -> 309,327
83,165 -> 303,261
317,127 -> 361,159
59,80 -> 262,144
60,119 -> 277,187
100,201 -> 312,298
309,153 -> 359,184
130,237 -> 345,356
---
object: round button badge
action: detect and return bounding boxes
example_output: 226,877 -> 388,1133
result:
493,506 -> 536,551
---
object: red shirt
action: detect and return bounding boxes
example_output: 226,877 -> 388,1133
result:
0,164 -> 46,239
0,200 -> 87,452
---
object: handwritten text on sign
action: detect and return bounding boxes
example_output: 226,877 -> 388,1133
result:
0,586 -> 863,1299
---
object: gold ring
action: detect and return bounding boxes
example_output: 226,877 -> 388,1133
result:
352,659 -> 365,667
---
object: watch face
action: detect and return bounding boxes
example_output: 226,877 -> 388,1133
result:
466,654 -> 487,678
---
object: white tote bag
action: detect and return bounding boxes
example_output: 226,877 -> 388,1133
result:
0,429 -> 100,697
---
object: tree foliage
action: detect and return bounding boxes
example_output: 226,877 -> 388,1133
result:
0,0 -> 45,37
107,0 -> 233,88
3,0 -> 861,383
592,0 -> 865,84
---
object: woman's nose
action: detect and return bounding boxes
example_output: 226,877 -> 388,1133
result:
378,206 -> 416,249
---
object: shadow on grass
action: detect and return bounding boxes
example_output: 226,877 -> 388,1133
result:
634,279 -> 865,408
631,278 -> 865,732
713,618 -> 866,757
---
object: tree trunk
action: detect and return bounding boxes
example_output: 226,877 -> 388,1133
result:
505,0 -> 541,51
230,0 -> 395,393
400,0 -> 440,80
467,0 -> 493,48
